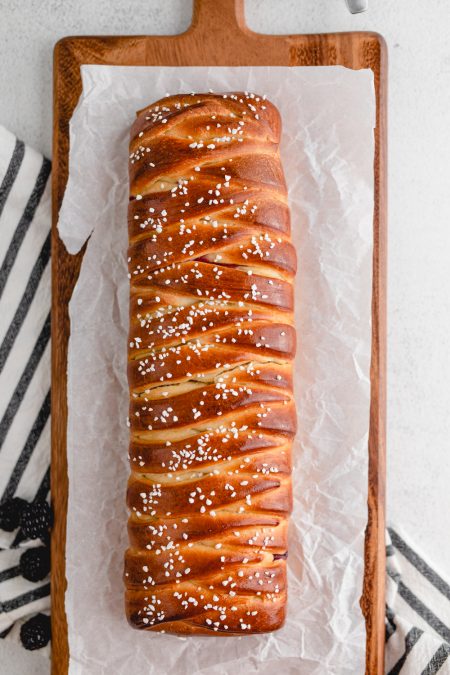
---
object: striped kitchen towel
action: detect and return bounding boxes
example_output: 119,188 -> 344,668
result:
0,125 -> 51,638
1,126 -> 450,674
386,528 -> 450,673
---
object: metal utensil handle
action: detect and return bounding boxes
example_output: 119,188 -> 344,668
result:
345,0 -> 368,13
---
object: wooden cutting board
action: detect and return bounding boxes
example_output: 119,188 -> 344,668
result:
51,1 -> 387,672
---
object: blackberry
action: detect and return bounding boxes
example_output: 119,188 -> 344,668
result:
19,546 -> 50,582
20,614 -> 51,650
0,497 -> 27,532
19,500 -> 53,541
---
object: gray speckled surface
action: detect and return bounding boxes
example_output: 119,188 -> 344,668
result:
2,1 -> 450,672
0,0 -> 191,157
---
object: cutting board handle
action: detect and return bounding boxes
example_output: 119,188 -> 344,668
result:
190,0 -> 247,35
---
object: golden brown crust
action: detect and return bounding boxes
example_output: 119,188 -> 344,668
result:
125,91 -> 296,635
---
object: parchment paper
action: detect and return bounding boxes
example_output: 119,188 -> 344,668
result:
58,65 -> 375,674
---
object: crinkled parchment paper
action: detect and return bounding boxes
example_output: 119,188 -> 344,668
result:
58,65 -> 375,674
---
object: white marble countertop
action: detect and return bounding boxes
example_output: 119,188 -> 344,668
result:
1,0 -> 450,671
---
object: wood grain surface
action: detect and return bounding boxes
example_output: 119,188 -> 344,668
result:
51,1 -> 387,672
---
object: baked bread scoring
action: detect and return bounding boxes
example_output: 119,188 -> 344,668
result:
125,92 -> 296,635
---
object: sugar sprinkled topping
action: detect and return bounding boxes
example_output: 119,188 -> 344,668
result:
126,91 -> 293,634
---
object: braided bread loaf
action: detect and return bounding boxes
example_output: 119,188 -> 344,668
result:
125,92 -> 296,635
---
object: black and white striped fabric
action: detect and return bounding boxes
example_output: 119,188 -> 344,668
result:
0,125 -> 51,637
1,126 -> 450,674
386,528 -> 450,674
